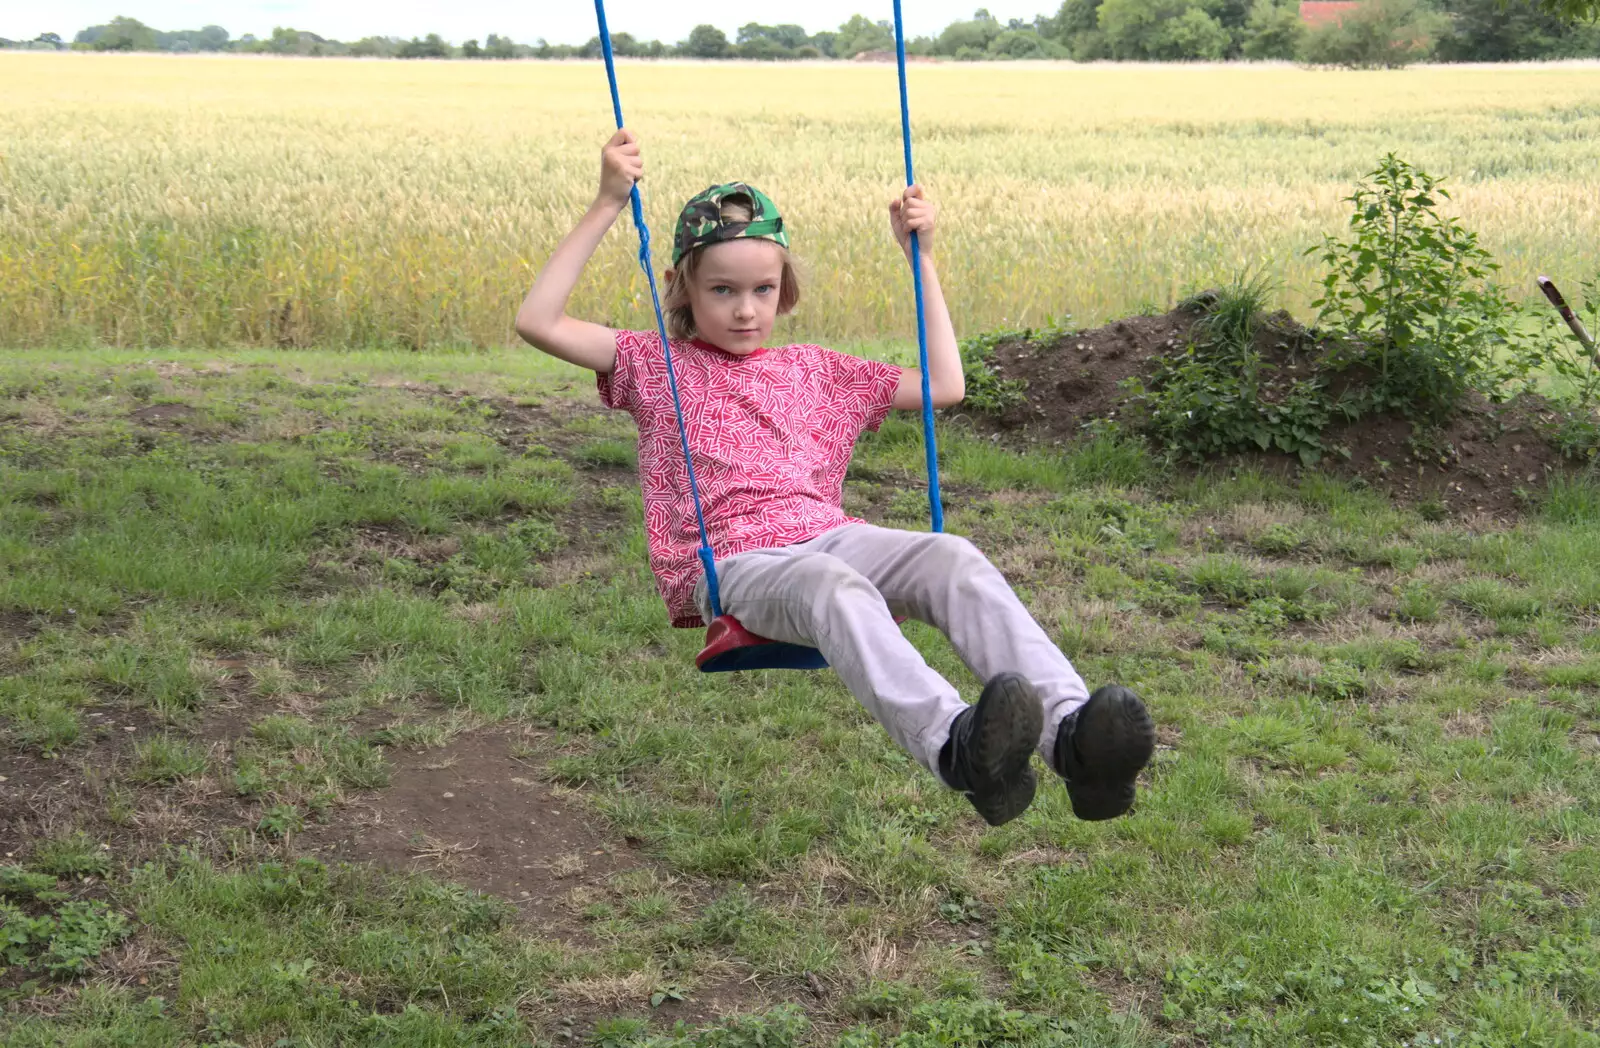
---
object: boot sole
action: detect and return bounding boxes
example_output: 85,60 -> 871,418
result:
966,674 -> 1044,827
1062,686 -> 1156,822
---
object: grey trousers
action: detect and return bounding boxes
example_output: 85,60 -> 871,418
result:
694,523 -> 1090,782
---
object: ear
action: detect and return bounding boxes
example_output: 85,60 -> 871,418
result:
663,267 -> 676,284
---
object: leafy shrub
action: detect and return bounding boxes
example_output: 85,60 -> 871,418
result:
1124,275 -> 1337,465
1310,154 -> 1527,422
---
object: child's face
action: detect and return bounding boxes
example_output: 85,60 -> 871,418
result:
677,239 -> 786,355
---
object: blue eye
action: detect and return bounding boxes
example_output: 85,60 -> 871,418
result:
756,285 -> 775,294
712,286 -> 732,295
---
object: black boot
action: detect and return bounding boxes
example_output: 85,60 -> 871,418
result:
938,673 -> 1043,827
1051,685 -> 1155,821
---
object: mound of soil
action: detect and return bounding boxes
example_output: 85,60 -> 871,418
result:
973,303 -> 1572,519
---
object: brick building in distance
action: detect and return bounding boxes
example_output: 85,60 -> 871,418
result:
1299,0 -> 1365,26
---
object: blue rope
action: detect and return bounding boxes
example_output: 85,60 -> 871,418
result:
892,0 -> 944,534
593,0 -> 723,617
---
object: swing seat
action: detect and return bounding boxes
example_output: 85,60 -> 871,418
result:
695,612 -> 911,674
697,615 -> 829,673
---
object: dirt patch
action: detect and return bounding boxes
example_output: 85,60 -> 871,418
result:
1319,397 -> 1562,516
293,728 -> 778,1032
0,698 -> 271,861
298,728 -> 642,940
0,610 -> 44,646
129,403 -> 197,424
980,311 -> 1190,440
350,523 -> 462,565
975,303 -> 1573,518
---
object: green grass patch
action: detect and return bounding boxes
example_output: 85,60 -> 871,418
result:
3,352 -> 1598,1047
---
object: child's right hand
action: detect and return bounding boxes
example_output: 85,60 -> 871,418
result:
598,129 -> 643,208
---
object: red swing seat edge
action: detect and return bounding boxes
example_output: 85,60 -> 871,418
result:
694,613 -> 909,673
696,614 -> 828,672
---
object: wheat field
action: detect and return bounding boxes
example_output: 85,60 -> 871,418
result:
3,52 -> 1599,350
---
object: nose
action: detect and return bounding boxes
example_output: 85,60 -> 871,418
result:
733,296 -> 756,320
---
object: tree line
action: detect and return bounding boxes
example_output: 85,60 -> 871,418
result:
4,1 -> 1599,67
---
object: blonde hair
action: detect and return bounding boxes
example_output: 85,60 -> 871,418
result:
663,196 -> 800,341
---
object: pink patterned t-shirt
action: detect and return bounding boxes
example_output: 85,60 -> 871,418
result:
598,330 -> 902,628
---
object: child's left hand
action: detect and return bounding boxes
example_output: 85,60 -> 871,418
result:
890,185 -> 937,263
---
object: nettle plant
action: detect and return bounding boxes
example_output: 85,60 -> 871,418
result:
1310,154 -> 1526,421
1125,276 -> 1338,466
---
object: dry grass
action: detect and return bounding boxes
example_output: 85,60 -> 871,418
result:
3,54 -> 1599,350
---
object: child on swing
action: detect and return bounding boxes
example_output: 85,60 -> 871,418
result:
515,130 -> 1155,826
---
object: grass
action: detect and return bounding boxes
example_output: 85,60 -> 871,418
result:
2,348 -> 1599,1047
4,55 -> 1600,351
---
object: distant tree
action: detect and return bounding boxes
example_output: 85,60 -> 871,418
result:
1242,0 -> 1305,57
809,30 -> 839,56
35,32 -> 64,49
1042,0 -> 1113,57
485,33 -> 516,58
349,36 -> 395,56
683,24 -> 730,57
581,32 -> 644,56
1435,0 -> 1600,59
1210,0 -> 1257,44
397,33 -> 449,58
737,23 -> 810,49
461,38 -> 482,57
610,32 -> 661,56
83,17 -> 158,51
1165,6 -> 1234,55
738,36 -> 797,58
1098,0 -> 1231,58
936,14 -> 1004,54
265,27 -> 303,54
1041,0 -> 1101,40
987,28 -> 1062,56
195,25 -> 229,50
833,13 -> 894,56
1298,0 -> 1440,65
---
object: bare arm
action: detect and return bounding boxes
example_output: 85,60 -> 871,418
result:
513,129 -> 642,374
887,186 -> 964,411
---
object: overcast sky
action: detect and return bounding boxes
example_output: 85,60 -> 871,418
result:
6,2 -> 1050,45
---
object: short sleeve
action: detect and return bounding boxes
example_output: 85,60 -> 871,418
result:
821,348 -> 903,434
596,330 -> 651,413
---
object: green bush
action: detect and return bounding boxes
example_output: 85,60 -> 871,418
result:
1309,154 -> 1527,422
1124,275 -> 1337,465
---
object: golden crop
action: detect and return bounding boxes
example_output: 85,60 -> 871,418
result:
3,53 -> 1598,349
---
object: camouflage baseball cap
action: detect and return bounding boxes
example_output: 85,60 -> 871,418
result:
671,182 -> 788,266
